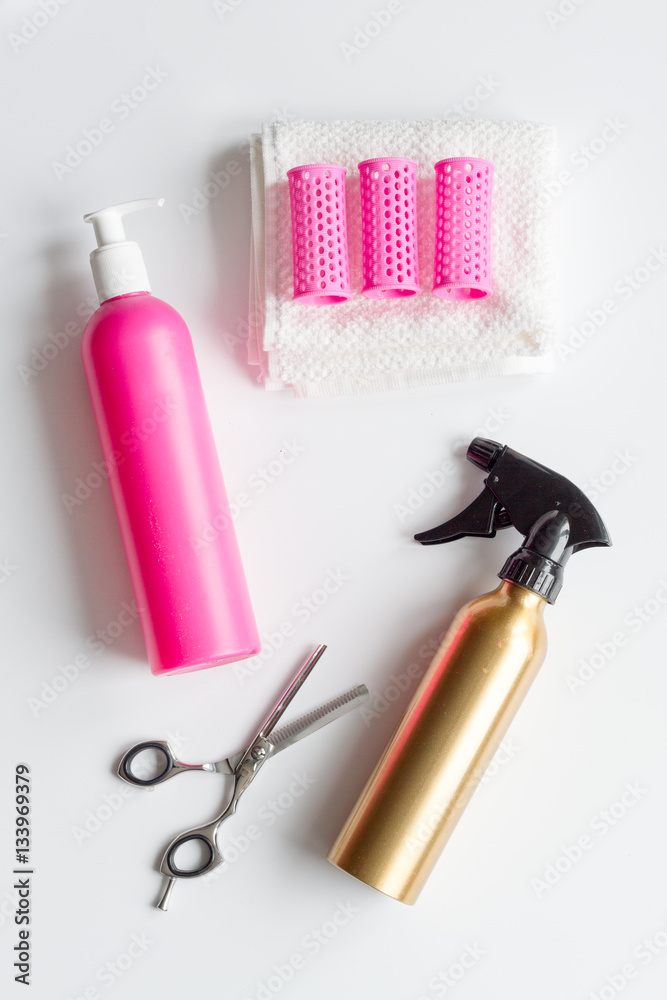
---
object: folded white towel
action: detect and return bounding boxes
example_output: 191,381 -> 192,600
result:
249,119 -> 557,398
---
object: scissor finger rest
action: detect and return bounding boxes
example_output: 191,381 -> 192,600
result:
157,819 -> 226,910
118,741 -> 177,786
164,831 -> 220,878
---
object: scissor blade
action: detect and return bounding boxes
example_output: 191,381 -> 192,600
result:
259,644 -> 327,739
268,685 -> 368,755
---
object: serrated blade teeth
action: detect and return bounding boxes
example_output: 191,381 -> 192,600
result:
269,685 -> 368,752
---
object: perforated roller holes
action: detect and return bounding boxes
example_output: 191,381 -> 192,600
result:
358,158 -> 420,298
287,164 -> 351,304
433,158 -> 494,299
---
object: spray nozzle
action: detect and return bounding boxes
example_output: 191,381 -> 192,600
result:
415,438 -> 611,603
83,198 -> 165,304
84,198 -> 165,247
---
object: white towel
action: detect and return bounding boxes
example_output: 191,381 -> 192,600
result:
249,119 -> 557,398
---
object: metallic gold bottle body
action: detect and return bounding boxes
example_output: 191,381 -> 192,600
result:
328,581 -> 548,904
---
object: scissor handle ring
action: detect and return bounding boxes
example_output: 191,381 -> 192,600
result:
118,741 -> 174,786
166,834 -> 216,878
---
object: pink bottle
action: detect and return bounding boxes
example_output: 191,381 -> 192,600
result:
81,199 -> 260,676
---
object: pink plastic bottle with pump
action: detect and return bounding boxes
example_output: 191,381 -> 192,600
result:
81,199 -> 260,676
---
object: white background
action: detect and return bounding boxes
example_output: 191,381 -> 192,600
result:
1,1 -> 665,998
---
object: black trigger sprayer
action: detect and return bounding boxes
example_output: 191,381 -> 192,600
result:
415,436 -> 611,602
329,438 -> 612,904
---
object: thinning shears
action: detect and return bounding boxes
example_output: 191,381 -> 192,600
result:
117,645 -> 368,910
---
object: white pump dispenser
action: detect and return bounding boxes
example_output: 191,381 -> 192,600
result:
84,198 -> 165,304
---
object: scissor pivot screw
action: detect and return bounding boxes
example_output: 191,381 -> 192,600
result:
251,746 -> 267,761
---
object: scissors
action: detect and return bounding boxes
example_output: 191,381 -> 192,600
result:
117,645 -> 368,910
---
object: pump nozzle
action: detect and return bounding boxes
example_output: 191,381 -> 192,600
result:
84,198 -> 165,247
83,198 -> 165,304
415,438 -> 611,603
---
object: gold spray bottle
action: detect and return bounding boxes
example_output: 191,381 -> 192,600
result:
328,438 -> 611,904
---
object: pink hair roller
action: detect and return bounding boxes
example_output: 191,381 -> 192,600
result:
358,157 -> 420,298
433,158 -> 494,299
287,164 -> 351,304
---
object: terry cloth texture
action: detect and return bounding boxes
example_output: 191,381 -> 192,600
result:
249,119 -> 557,398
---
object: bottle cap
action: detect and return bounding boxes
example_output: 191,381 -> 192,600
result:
84,198 -> 164,303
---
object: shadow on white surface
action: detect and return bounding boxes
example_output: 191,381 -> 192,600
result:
33,241 -> 146,663
206,143 -> 257,382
